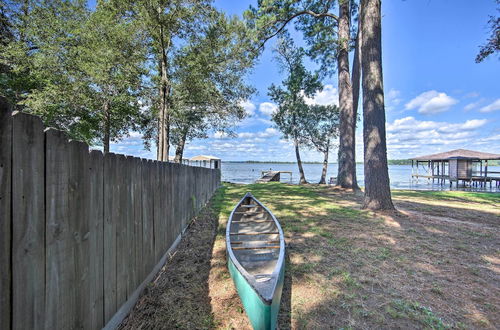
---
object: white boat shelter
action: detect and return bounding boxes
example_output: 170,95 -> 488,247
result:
190,155 -> 221,169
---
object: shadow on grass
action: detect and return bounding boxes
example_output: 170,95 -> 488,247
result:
122,182 -> 499,329
224,183 -> 500,329
119,185 -> 230,329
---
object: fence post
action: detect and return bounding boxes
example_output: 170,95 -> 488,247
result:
89,149 -> 104,329
12,111 -> 46,329
45,128 -> 74,329
115,154 -> 127,308
103,152 -> 117,323
0,98 -> 12,330
68,140 -> 91,329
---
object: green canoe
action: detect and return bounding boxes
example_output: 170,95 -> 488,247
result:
226,192 -> 285,330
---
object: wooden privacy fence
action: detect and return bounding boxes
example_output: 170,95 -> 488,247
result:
0,104 -> 221,330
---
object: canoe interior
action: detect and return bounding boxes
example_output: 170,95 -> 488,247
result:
229,196 -> 280,279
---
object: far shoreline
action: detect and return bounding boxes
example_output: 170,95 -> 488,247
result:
223,160 -> 414,165
221,160 -> 500,166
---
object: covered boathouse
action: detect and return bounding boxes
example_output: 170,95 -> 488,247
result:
410,149 -> 500,188
190,155 -> 221,169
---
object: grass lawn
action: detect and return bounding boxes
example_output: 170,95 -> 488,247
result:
120,183 -> 499,329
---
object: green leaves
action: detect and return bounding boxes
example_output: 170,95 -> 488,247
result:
268,34 -> 321,141
1,0 -> 257,153
269,33 -> 339,153
169,10 -> 257,150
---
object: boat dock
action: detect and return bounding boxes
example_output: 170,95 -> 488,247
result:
256,171 -> 292,183
410,149 -> 500,188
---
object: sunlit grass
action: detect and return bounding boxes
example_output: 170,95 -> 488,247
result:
128,182 -> 499,329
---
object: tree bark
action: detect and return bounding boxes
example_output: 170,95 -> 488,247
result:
294,137 -> 307,184
352,14 -> 362,119
319,144 -> 329,184
173,128 -> 188,163
361,0 -> 394,210
336,0 -> 359,190
157,25 -> 170,162
103,101 -> 110,154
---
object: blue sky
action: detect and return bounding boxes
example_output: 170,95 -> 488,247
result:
112,0 -> 500,161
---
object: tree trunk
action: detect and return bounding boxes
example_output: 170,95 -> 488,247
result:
103,101 -> 110,154
173,128 -> 188,163
361,0 -> 394,210
294,137 -> 307,184
157,25 -> 170,162
336,0 -> 359,190
319,144 -> 329,184
352,14 -> 362,118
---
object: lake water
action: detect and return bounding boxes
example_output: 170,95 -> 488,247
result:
221,163 -> 500,192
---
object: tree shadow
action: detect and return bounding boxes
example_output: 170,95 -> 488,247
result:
119,186 -> 225,329
278,250 -> 293,329
119,183 -> 499,329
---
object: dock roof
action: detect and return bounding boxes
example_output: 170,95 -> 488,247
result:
190,155 -> 221,161
411,149 -> 500,161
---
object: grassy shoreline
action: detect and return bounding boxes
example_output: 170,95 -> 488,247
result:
121,183 -> 499,329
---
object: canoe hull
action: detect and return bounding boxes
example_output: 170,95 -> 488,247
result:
228,256 -> 285,330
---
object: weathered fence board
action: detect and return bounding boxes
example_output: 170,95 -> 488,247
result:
45,129 -> 74,330
89,150 -> 104,330
104,153 -> 117,323
142,160 -> 155,277
69,140 -> 91,329
116,154 -> 128,309
2,109 -> 220,330
12,112 -> 46,329
134,158 -> 143,289
0,98 -> 12,330
126,157 -> 135,297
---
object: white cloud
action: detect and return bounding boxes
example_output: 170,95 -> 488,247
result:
481,134 -> 500,141
212,131 -> 224,139
459,119 -> 488,130
385,116 -> 492,156
304,84 -> 339,106
405,90 -> 458,114
387,116 -> 487,133
259,102 -> 278,116
186,145 -> 207,151
128,131 -> 143,139
387,116 -> 438,132
240,127 -> 280,138
464,100 -> 482,111
387,89 -> 402,105
479,99 -> 500,113
260,127 -> 279,137
385,88 -> 403,112
238,132 -> 254,138
239,100 -> 256,116
237,127 -> 280,139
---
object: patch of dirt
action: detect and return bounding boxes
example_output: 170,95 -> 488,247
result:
119,199 -> 219,329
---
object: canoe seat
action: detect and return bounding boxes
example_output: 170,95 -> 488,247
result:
232,220 -> 274,223
254,274 -> 273,282
232,240 -> 279,245
240,204 -> 258,208
230,231 -> 279,236
232,246 -> 280,250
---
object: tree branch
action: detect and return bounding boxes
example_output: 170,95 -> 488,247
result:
257,10 -> 339,51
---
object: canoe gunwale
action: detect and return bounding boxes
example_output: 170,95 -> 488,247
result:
226,192 -> 286,305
